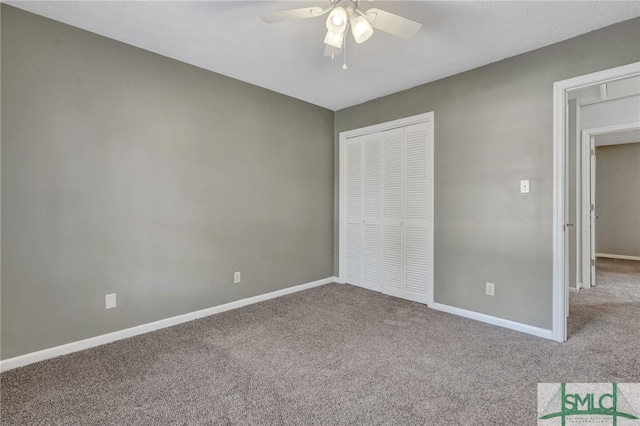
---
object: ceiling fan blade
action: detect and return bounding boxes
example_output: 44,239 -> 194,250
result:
260,7 -> 327,24
364,8 -> 422,39
324,45 -> 343,57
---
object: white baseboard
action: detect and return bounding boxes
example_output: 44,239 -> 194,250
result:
430,302 -> 554,340
596,253 -> 640,261
0,276 -> 337,372
569,282 -> 582,293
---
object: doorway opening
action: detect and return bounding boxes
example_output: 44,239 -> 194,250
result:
553,62 -> 640,342
580,126 -> 640,289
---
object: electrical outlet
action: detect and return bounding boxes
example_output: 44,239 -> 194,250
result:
105,293 -> 117,309
520,180 -> 530,193
485,282 -> 495,296
234,271 -> 241,284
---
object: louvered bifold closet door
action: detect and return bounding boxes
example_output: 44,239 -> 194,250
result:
343,117 -> 431,303
403,122 -> 431,303
345,133 -> 382,291
381,128 -> 404,299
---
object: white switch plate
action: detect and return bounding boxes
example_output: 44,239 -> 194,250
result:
486,282 -> 495,296
105,293 -> 116,309
520,180 -> 530,193
234,271 -> 241,284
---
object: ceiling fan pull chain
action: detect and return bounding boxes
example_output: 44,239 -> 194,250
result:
343,30 -> 348,69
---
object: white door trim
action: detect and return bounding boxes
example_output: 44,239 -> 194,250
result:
339,112 -> 434,305
339,113 -> 433,140
552,62 -> 640,342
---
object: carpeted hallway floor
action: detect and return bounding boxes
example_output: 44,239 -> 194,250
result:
2,258 -> 639,425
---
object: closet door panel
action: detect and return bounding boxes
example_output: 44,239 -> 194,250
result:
403,122 -> 430,302
362,135 -> 382,291
381,128 -> 404,296
345,140 -> 363,285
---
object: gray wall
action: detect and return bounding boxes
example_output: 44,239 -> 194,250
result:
335,18 -> 640,330
1,5 -> 335,360
595,143 -> 640,258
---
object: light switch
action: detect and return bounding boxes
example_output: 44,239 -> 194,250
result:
105,293 -> 116,309
520,180 -> 530,193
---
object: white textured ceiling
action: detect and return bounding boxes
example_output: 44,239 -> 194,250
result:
8,1 -> 640,111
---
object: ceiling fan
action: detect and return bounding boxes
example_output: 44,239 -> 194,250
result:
260,0 -> 422,67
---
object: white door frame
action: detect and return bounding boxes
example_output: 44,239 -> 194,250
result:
580,122 -> 640,289
338,111 -> 434,305
552,62 -> 640,342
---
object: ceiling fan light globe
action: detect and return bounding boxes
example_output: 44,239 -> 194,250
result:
324,30 -> 344,49
326,7 -> 347,32
351,15 -> 373,43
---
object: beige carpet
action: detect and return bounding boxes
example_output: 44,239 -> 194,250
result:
2,258 -> 639,425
